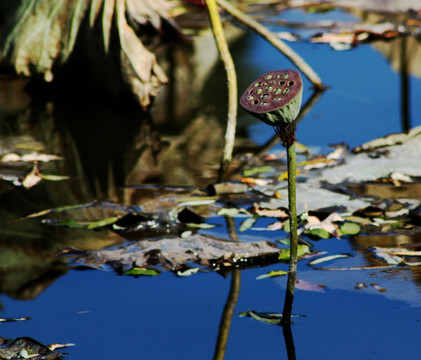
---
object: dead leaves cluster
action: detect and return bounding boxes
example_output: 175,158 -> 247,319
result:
0,0 -> 176,108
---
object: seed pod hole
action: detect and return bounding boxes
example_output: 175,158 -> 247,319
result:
283,88 -> 291,94
247,95 -> 254,100
274,88 -> 281,95
279,81 -> 285,86
261,93 -> 269,100
261,101 -> 268,106
283,73 -> 290,79
256,88 -> 263,94
288,81 -> 294,86
265,74 -> 273,80
274,97 -> 282,102
252,100 -> 258,105
266,86 -> 273,92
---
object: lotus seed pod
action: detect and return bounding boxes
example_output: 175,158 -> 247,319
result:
240,69 -> 303,127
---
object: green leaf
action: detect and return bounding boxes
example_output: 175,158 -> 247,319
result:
124,267 -> 160,276
278,244 -> 310,261
338,222 -> 361,236
304,228 -> 330,239
256,270 -> 288,280
243,166 -> 273,177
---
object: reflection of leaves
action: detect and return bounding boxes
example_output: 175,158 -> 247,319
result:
295,279 -> 325,293
239,310 -> 305,325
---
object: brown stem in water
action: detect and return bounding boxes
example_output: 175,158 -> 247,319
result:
205,0 -> 238,182
216,0 -> 323,90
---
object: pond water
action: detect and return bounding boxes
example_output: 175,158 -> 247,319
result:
1,6 -> 421,360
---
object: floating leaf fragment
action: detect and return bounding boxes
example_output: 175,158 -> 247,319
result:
256,270 -> 288,280
304,227 -> 330,239
186,223 -> 215,229
279,244 -> 310,261
48,343 -> 75,351
278,169 -> 301,181
123,267 -> 160,276
253,203 -> 289,218
175,197 -> 216,207
371,247 -> 406,265
304,212 -> 343,236
338,222 -> 361,236
239,217 -> 257,232
343,215 -> 372,225
0,316 -> 30,322
22,167 -> 42,188
243,166 -> 273,177
176,267 -> 200,277
308,254 -> 350,266
354,282 -> 368,289
370,283 -> 387,292
86,217 -> 119,230
38,173 -> 70,181
241,177 -> 269,186
217,208 -> 251,218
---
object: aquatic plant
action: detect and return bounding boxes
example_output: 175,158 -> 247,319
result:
240,69 -> 303,325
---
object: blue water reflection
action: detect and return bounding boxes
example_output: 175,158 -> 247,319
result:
237,34 -> 421,149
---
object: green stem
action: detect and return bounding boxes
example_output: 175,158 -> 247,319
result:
204,0 -> 238,182
281,142 -> 298,326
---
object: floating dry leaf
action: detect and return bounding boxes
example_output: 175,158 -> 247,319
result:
308,254 -> 350,266
253,203 -> 289,218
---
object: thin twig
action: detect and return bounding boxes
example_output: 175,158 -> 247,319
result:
204,0 -> 238,182
216,0 -> 324,89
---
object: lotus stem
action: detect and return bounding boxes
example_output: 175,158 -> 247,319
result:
204,0 -> 238,182
281,142 -> 298,326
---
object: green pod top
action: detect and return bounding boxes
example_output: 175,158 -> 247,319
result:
240,69 -> 303,127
